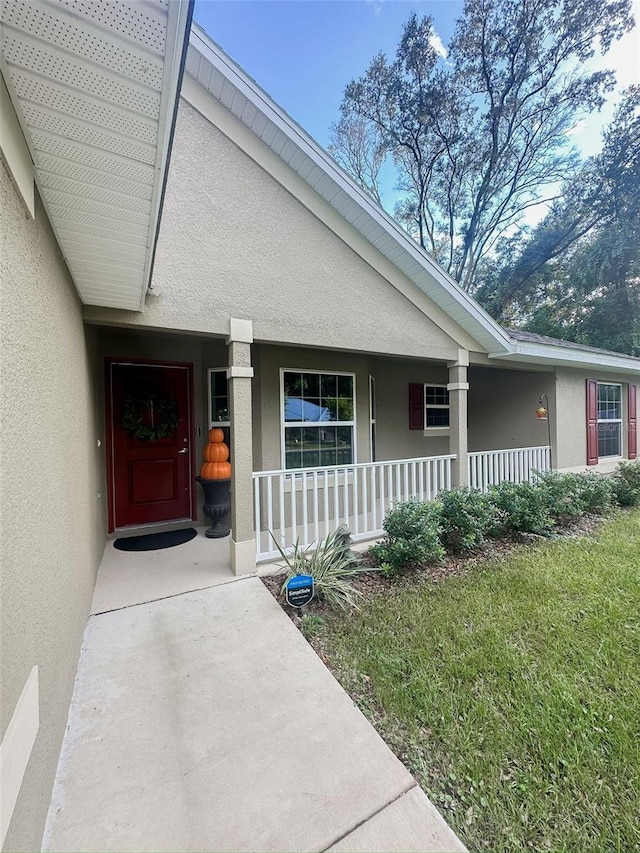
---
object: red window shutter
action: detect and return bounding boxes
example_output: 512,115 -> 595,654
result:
586,379 -> 598,466
628,384 -> 637,460
408,383 -> 424,430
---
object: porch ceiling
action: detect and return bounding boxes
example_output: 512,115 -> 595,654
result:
0,0 -> 192,311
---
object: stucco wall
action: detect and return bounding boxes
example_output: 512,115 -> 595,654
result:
0,165 -> 104,851
84,99 -> 464,362
555,368 -> 639,470
371,357 -> 451,460
467,366 -> 555,454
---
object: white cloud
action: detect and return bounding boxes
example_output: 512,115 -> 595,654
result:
604,0 -> 640,89
429,30 -> 447,59
364,0 -> 384,18
575,2 -> 640,156
564,119 -> 588,137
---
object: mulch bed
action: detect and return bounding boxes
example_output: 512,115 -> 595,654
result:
261,513 -> 605,629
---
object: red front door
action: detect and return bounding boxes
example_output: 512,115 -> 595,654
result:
107,361 -> 195,531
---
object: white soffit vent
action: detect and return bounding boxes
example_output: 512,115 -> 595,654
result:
0,0 -> 191,311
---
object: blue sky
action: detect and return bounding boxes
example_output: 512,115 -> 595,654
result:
193,0 -> 639,151
193,0 -> 639,222
193,0 -> 464,146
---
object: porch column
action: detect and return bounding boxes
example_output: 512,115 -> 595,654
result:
226,318 -> 256,575
448,349 -> 469,488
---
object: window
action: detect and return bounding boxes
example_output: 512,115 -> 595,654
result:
282,370 -> 355,469
425,385 -> 450,429
588,380 -> 637,465
369,375 -> 376,462
408,382 -> 451,430
597,382 -> 622,458
207,368 -> 230,446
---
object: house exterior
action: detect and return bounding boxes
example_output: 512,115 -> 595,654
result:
1,4 -> 638,850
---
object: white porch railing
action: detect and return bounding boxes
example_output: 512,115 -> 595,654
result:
253,455 -> 456,562
468,446 -> 551,492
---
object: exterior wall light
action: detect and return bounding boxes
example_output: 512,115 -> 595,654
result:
536,393 -> 552,469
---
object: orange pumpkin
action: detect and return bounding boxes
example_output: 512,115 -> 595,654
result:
208,427 -> 225,443
204,442 -> 229,463
200,461 -> 232,480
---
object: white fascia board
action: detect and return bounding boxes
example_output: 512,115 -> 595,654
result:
188,24 -> 513,356
489,343 -> 640,376
141,0 -> 193,310
0,69 -> 34,216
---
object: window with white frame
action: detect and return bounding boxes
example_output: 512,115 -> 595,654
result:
425,384 -> 450,428
369,375 -> 376,462
208,368 -> 230,446
282,370 -> 355,469
597,382 -> 622,457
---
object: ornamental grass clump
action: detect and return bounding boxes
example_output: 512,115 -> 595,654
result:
369,499 -> 444,576
437,487 -> 503,552
276,526 -> 368,611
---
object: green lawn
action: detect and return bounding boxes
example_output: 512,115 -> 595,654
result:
314,511 -> 640,852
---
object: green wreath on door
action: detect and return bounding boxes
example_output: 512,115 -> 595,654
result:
121,394 -> 179,442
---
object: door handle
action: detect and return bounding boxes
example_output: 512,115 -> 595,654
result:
178,448 -> 189,454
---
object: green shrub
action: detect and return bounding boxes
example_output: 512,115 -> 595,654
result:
574,471 -> 615,513
437,488 -> 503,552
535,470 -> 615,521
490,480 -> 554,534
538,470 -> 617,521
276,526 -> 367,610
611,460 -> 640,507
369,499 -> 444,576
537,471 -> 588,524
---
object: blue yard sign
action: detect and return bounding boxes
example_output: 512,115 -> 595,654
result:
285,574 -> 314,609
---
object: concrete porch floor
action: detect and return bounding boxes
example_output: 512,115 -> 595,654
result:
43,534 -> 466,852
91,527 -> 237,614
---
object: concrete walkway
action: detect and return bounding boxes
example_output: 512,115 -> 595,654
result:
43,534 -> 466,852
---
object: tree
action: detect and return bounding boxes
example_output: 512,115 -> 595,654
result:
330,0 -> 634,292
475,87 -> 640,355
519,221 -> 640,355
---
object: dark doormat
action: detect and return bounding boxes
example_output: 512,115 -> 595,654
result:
114,528 -> 198,552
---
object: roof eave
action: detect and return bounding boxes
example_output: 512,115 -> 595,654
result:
0,0 -> 193,312
139,0 -> 194,311
490,342 -> 640,376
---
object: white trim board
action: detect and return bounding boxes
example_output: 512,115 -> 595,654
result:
491,342 -> 640,376
1,666 -> 40,847
0,71 -> 34,216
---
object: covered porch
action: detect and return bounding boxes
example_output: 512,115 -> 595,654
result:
92,320 -> 555,573
249,344 -> 553,562
253,445 -> 551,562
